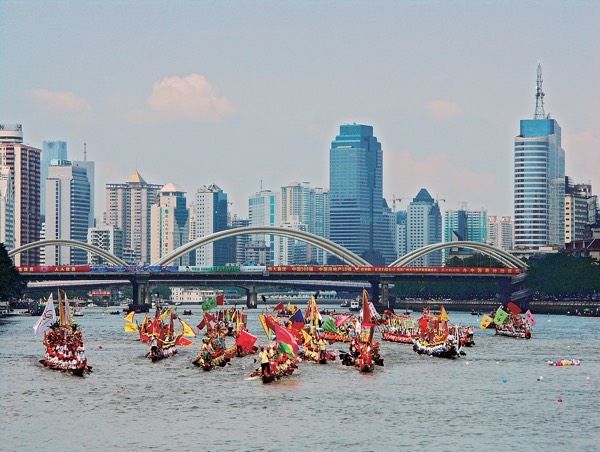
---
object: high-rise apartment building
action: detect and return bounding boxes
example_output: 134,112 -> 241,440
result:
192,184 -> 229,266
0,124 -> 41,265
44,161 -> 91,265
488,216 -> 514,251
329,124 -> 395,265
73,145 -> 95,228
88,224 -> 124,265
229,215 -> 250,264
151,183 -> 189,265
40,141 -> 67,222
0,167 -> 14,249
406,188 -> 442,266
514,65 -> 565,250
105,170 -> 162,265
565,177 -> 596,243
395,211 -> 408,260
444,204 -> 488,261
248,189 -> 280,265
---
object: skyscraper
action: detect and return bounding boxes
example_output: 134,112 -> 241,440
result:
488,216 -> 514,251
40,140 -> 68,222
444,203 -> 488,261
514,65 -> 565,250
88,224 -> 124,265
406,188 -> 442,266
151,183 -> 189,265
329,124 -> 395,265
564,177 -> 595,243
248,189 -> 280,265
0,167 -> 14,249
105,170 -> 162,265
0,124 -> 41,265
192,184 -> 229,266
44,161 -> 91,265
73,144 -> 95,228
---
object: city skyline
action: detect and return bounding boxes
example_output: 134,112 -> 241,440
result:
2,1 -> 599,220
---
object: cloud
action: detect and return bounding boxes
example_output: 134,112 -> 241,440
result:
32,89 -> 91,118
424,99 -> 461,121
564,128 -> 600,186
146,74 -> 235,122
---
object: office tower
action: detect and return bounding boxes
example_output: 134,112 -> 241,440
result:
488,216 -> 514,251
150,183 -> 189,265
280,182 -> 329,264
44,161 -> 91,265
0,124 -> 41,265
229,215 -> 250,264
565,177 -> 596,243
88,224 -> 124,265
192,184 -> 229,266
105,170 -> 162,265
329,124 -> 395,265
275,217 -> 309,265
395,211 -> 408,260
73,143 -> 95,228
0,167 -> 14,249
40,141 -> 68,222
406,188 -> 442,266
248,189 -> 280,265
313,187 -> 330,264
514,65 -> 565,250
444,203 -> 488,261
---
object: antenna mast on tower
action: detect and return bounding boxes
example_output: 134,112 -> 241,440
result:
534,63 -> 545,119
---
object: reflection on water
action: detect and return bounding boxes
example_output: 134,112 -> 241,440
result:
1,308 -> 599,451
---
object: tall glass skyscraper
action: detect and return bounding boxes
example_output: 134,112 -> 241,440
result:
514,65 -> 565,250
329,124 -> 395,265
407,188 -> 442,266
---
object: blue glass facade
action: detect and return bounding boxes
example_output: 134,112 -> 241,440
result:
329,124 -> 395,265
514,119 -> 565,249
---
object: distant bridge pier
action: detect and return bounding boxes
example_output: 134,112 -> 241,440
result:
129,276 -> 151,313
246,287 -> 257,309
380,282 -> 395,310
370,279 -> 383,313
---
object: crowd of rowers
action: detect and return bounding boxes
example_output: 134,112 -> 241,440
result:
42,324 -> 90,372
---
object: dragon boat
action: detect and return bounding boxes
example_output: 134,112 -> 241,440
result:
250,354 -> 299,383
411,306 -> 465,359
492,302 -> 534,339
35,291 -> 92,377
547,359 -> 581,366
381,311 -> 418,344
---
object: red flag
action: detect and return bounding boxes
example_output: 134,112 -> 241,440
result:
205,313 -> 217,323
175,336 -> 193,346
216,294 -> 225,306
507,302 -> 522,315
236,330 -> 258,349
264,316 -> 298,354
418,317 -> 428,338
273,302 -> 285,311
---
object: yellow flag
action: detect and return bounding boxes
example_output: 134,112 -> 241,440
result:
179,319 -> 197,337
479,315 -> 493,330
440,306 -> 449,322
125,322 -> 139,333
302,329 -> 312,344
124,311 -> 135,322
258,314 -> 270,338
160,307 -> 174,321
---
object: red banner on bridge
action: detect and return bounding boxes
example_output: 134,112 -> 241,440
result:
266,266 -> 522,275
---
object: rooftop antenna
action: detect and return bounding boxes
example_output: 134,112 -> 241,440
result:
83,142 -> 87,161
534,63 -> 545,119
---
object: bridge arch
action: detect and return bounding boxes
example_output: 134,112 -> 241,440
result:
8,239 -> 129,267
153,226 -> 370,267
390,241 -> 527,269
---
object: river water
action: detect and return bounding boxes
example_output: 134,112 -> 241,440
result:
1,306 -> 599,451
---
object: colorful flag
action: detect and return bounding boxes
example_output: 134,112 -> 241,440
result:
273,301 -> 285,311
479,315 -> 493,330
236,330 -> 258,349
179,319 -> 197,337
124,311 -> 135,322
278,341 -> 295,358
507,302 -> 522,315
322,317 -> 338,334
289,309 -> 305,330
265,316 -> 299,354
362,289 -> 375,327
493,307 -> 509,325
258,314 -> 271,338
440,306 -> 449,322
335,315 -> 352,328
525,309 -> 537,326
202,297 -> 217,312
124,322 -> 139,333
33,294 -> 57,336
62,291 -> 73,325
216,294 -> 225,306
175,336 -> 194,347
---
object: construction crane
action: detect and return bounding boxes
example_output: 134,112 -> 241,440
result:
391,195 -> 408,213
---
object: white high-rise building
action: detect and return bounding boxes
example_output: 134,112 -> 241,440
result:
105,170 -> 162,265
88,224 -> 124,265
406,188 -> 442,266
44,161 -> 91,265
151,183 -> 189,265
488,216 -> 514,251
248,189 -> 280,265
192,184 -> 229,266
0,167 -> 14,249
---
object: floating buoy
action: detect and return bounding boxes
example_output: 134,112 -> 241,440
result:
465,361 -> 470,365
557,397 -> 563,403
98,345 -> 103,349
502,378 -> 507,383
586,376 -> 590,382
537,376 -> 543,381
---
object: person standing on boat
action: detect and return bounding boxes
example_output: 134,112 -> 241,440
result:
318,335 -> 327,361
150,335 -> 159,358
259,345 -> 270,376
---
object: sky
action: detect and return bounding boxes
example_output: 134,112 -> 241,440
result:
1,0 -> 599,220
